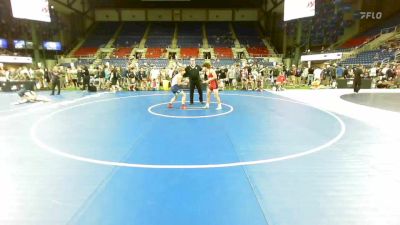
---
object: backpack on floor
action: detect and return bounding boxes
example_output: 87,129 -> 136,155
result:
88,85 -> 97,92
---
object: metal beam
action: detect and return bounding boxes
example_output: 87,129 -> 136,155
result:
262,0 -> 268,12
83,8 -> 92,16
267,0 -> 283,13
51,0 -> 94,21
67,0 -> 78,7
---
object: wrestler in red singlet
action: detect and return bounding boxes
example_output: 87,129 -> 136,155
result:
208,72 -> 218,91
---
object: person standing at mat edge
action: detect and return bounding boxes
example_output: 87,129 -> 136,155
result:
353,65 -> 363,94
50,66 -> 61,95
184,58 -> 203,104
81,66 -> 90,91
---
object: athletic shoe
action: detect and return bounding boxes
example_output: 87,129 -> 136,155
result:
216,104 -> 222,110
181,104 -> 187,110
204,103 -> 209,109
168,103 -> 173,108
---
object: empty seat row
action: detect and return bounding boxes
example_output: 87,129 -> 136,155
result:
246,47 -> 269,57
112,48 -> 132,58
146,48 -> 166,58
180,48 -> 199,58
214,48 -> 233,58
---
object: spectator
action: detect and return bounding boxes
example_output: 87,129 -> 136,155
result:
50,66 -> 61,95
314,67 -> 322,81
353,65 -> 363,93
82,66 -> 90,91
336,64 -> 344,79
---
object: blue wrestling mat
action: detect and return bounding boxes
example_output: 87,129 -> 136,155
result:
1,91 -> 399,225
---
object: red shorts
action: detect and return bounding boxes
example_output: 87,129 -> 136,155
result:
209,81 -> 218,91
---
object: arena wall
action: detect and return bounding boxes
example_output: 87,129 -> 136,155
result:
93,8 -> 259,22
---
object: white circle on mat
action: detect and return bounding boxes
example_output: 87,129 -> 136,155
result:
148,101 -> 234,119
30,93 -> 346,169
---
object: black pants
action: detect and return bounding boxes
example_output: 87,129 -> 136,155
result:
189,79 -> 203,104
51,78 -> 61,95
353,77 -> 361,93
82,79 -> 90,91
72,79 -> 78,88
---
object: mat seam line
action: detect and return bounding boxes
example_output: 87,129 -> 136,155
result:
222,122 -> 272,225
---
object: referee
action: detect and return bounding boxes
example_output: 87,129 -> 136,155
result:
184,58 -> 203,104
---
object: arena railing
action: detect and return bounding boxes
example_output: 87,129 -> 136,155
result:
380,57 -> 390,65
326,24 -> 400,58
395,50 -> 400,61
248,53 -> 269,58
380,25 -> 398,34
340,28 -> 399,60
351,25 -> 399,51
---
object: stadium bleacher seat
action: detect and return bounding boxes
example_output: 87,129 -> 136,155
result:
206,22 -> 234,48
114,22 -> 147,48
113,47 -> 132,58
286,0 -> 344,46
73,22 -> 119,57
177,22 -> 203,48
246,47 -> 269,57
214,47 -> 234,59
232,22 -> 270,57
146,22 -> 174,48
180,48 -> 199,59
146,48 -> 166,58
73,47 -> 98,57
341,49 -> 395,65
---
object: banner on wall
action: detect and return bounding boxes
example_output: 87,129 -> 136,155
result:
11,0 -> 51,22
284,0 -> 315,21
0,39 -> 8,48
300,53 -> 343,61
0,56 -> 33,64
